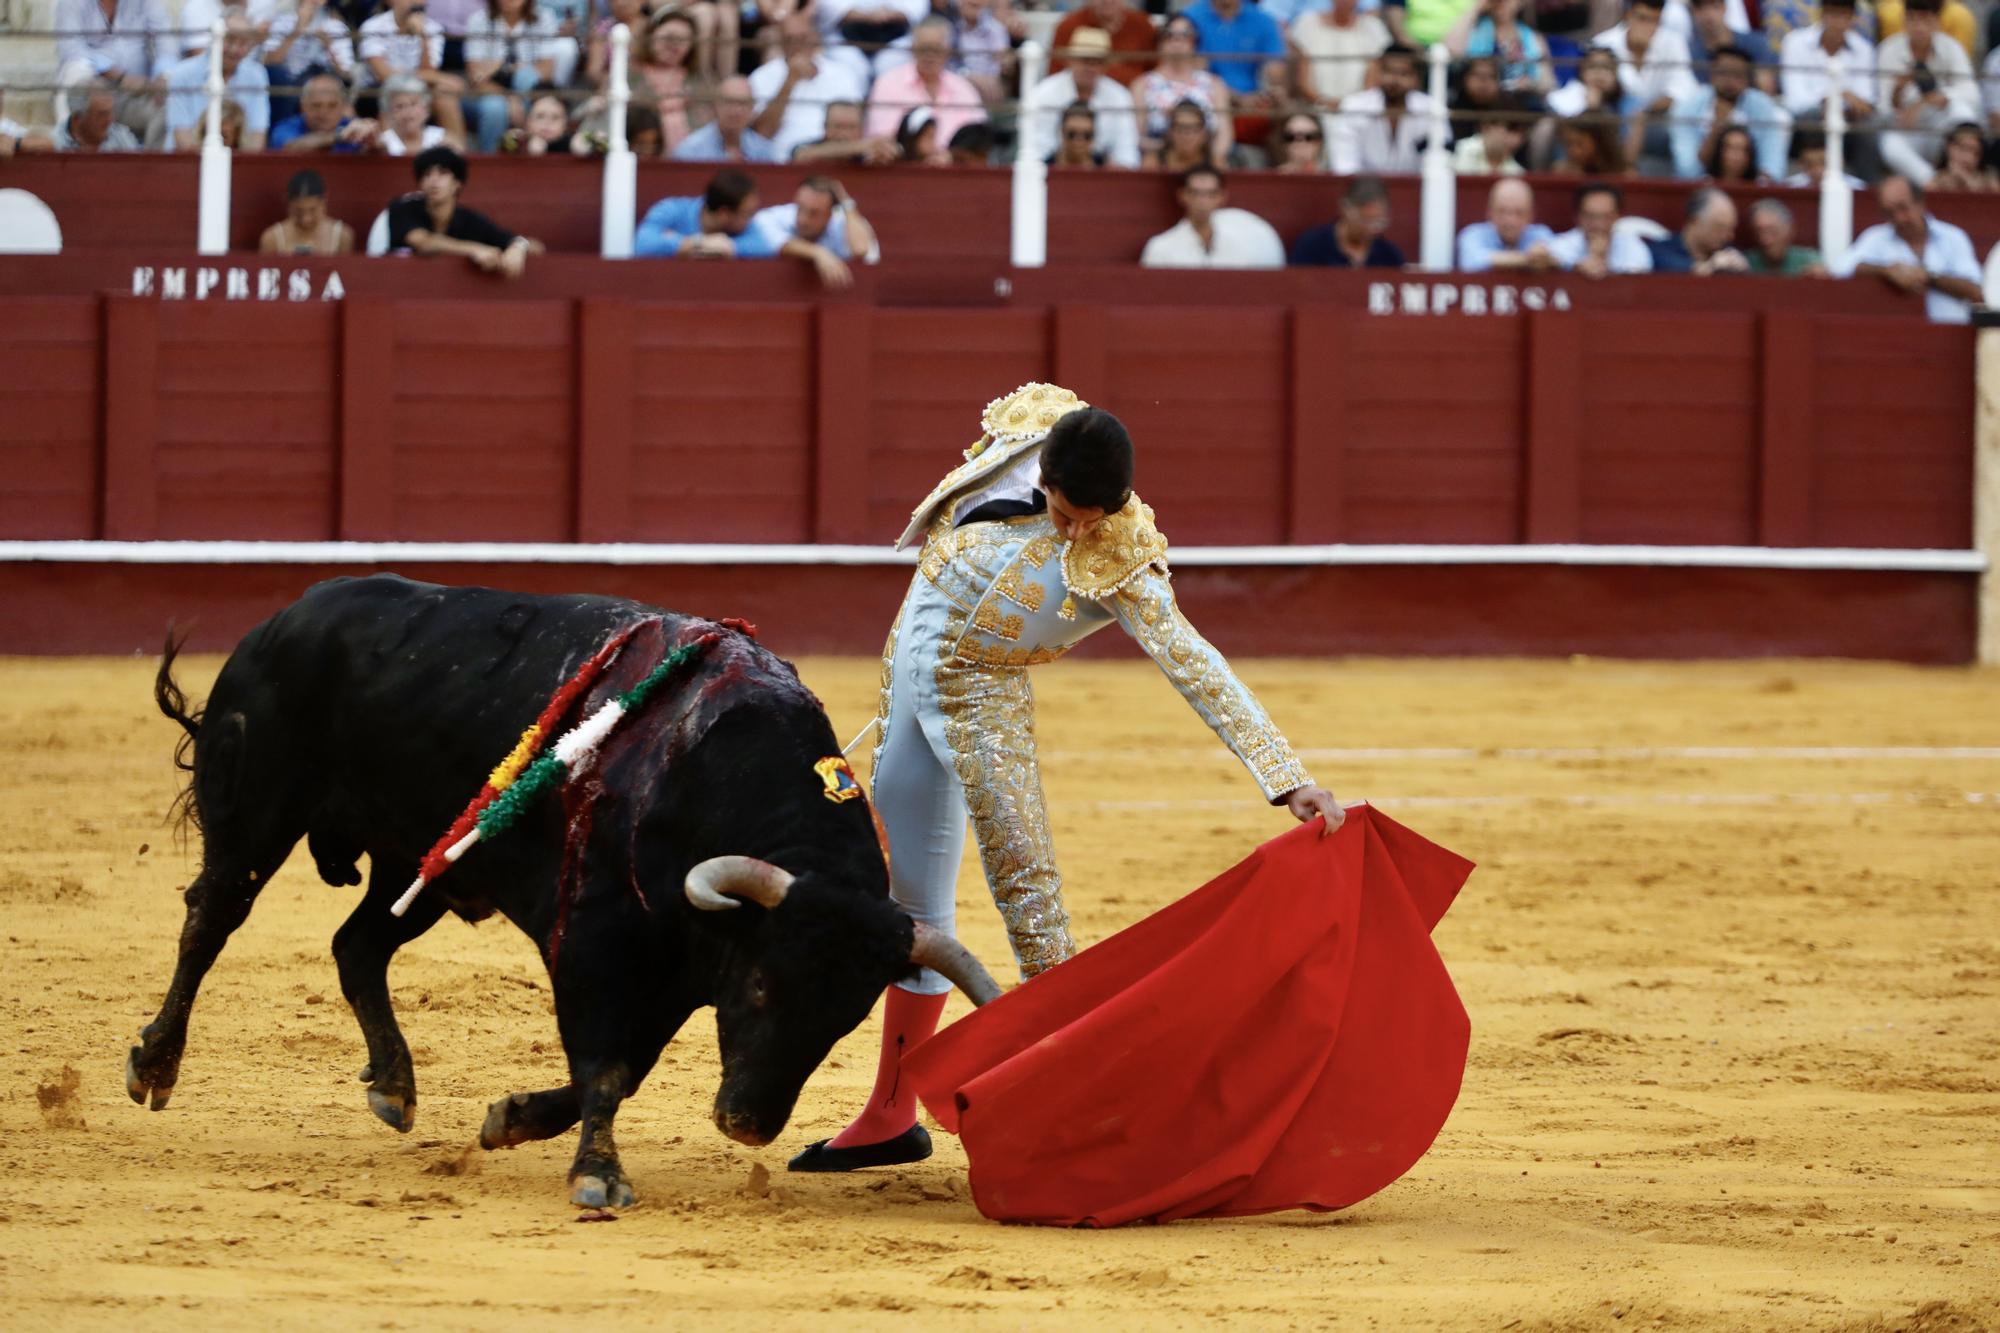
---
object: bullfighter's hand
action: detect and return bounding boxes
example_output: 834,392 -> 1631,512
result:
1285,786 -> 1343,837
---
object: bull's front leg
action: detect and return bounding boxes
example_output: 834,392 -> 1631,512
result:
333,862 -> 450,1133
567,1062 -> 638,1209
479,1085 -> 581,1150
126,865 -> 266,1110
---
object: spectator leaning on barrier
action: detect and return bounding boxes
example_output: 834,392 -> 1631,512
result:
359,0 -> 469,144
163,10 -> 269,152
753,175 -> 880,288
750,13 -> 872,163
388,144 -> 540,277
1028,28 -> 1141,168
634,167 -> 782,258
379,75 -> 452,153
1932,122 -> 1998,190
1547,181 -> 1653,277
272,73 -> 380,152
1290,0 -> 1390,111
1290,173 -> 1405,267
1684,0 -> 1777,94
53,79 -> 144,152
1456,176 -> 1556,271
260,168 -> 356,254
790,99 -> 902,165
53,0 -> 169,132
1598,0 -> 1697,173
673,76 -> 780,162
1052,0 -> 1155,88
1836,173 -> 1982,322
1744,198 -> 1826,274
1329,42 -> 1432,176
865,18 -> 988,146
1451,92 -> 1527,175
1646,186 -> 1749,274
1671,44 -> 1790,181
1878,0 -> 1980,187
1139,165 -> 1286,269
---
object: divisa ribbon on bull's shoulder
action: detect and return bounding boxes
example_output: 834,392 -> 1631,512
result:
389,620 -> 715,917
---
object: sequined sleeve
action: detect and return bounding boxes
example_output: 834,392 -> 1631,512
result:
1110,567 -> 1314,804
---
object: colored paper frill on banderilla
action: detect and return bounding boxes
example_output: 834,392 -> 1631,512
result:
903,803 -> 1473,1227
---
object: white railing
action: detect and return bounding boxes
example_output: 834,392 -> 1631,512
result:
1010,39 -> 1048,269
196,18 -> 228,256
1819,54 -> 1853,270
1419,43 -> 1454,272
599,22 -> 635,259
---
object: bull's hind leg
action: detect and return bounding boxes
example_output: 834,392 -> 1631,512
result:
126,850 -> 290,1110
479,1085 -> 580,1150
333,861 -> 451,1133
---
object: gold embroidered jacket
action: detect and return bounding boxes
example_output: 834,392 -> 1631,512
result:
914,499 -> 1314,804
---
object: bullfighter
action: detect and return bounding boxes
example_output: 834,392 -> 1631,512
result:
790,382 -> 1344,1172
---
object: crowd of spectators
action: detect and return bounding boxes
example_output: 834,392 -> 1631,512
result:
7,0 -> 2000,316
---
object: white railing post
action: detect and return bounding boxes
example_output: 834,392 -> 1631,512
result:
1820,54 -> 1853,269
1011,39 -> 1048,268
600,22 -> 637,259
1419,43 -> 1455,271
197,18 -> 230,255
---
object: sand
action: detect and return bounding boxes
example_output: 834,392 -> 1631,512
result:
0,651 -> 1995,1331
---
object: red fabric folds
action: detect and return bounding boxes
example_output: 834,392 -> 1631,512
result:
903,804 -> 1473,1227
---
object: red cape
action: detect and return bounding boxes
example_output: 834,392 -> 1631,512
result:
903,804 -> 1473,1227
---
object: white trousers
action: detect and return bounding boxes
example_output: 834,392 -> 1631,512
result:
871,573 -> 1074,994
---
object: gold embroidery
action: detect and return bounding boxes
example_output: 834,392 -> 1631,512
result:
867,595 -> 907,780
955,642 -> 1066,668
899,384 -> 1089,549
1111,569 -> 1314,802
1021,535 -> 1058,569
933,593 -> 1075,982
1061,495 -> 1171,607
993,561 -> 1046,613
971,600 -> 1025,642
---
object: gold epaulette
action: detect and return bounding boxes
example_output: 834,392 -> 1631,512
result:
1059,496 -> 1169,618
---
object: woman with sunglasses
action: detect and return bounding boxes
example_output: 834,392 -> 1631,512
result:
1049,101 -> 1107,168
1142,96 -> 1224,170
1269,107 -> 1328,172
1133,16 -> 1233,164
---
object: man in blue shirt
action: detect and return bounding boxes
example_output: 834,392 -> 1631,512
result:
635,169 -> 783,259
1646,187 -> 1750,274
1456,177 -> 1557,272
1837,173 -> 1983,323
1290,174 -> 1406,267
670,75 -> 781,163
1182,0 -> 1286,99
268,73 -> 374,153
1669,44 -> 1790,180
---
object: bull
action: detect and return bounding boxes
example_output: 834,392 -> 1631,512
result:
130,574 -> 996,1208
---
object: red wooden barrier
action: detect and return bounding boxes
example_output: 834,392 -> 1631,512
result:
0,258 -> 1971,553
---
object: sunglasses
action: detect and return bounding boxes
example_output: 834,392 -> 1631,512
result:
1064,128 -> 1094,140
1285,130 -> 1321,142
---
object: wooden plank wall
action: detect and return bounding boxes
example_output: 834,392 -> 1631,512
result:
1,293 -> 1975,552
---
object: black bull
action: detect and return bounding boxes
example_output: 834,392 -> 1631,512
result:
131,574 -> 997,1208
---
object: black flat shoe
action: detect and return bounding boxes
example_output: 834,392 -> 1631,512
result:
787,1124 -> 932,1173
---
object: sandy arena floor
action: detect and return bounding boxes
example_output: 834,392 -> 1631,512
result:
0,650 -> 1995,1331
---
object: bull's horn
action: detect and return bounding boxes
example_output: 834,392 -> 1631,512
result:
685,856 -> 795,911
910,923 -> 1003,1007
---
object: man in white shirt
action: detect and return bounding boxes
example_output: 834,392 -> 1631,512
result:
750,13 -> 872,162
359,0 -> 468,141
162,8 -> 269,151
1026,27 -> 1140,167
1546,182 -> 1653,277
1329,41 -> 1432,175
1597,0 -> 1697,172
1836,173 -> 1983,323
1877,0 -> 1979,185
1140,165 -> 1285,269
1778,0 -> 1875,121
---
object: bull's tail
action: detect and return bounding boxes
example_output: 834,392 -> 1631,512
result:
155,628 -> 206,840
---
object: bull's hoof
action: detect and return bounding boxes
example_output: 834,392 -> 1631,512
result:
479,1093 -> 525,1151
570,1173 -> 635,1210
367,1087 -> 415,1133
126,1045 -> 175,1110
